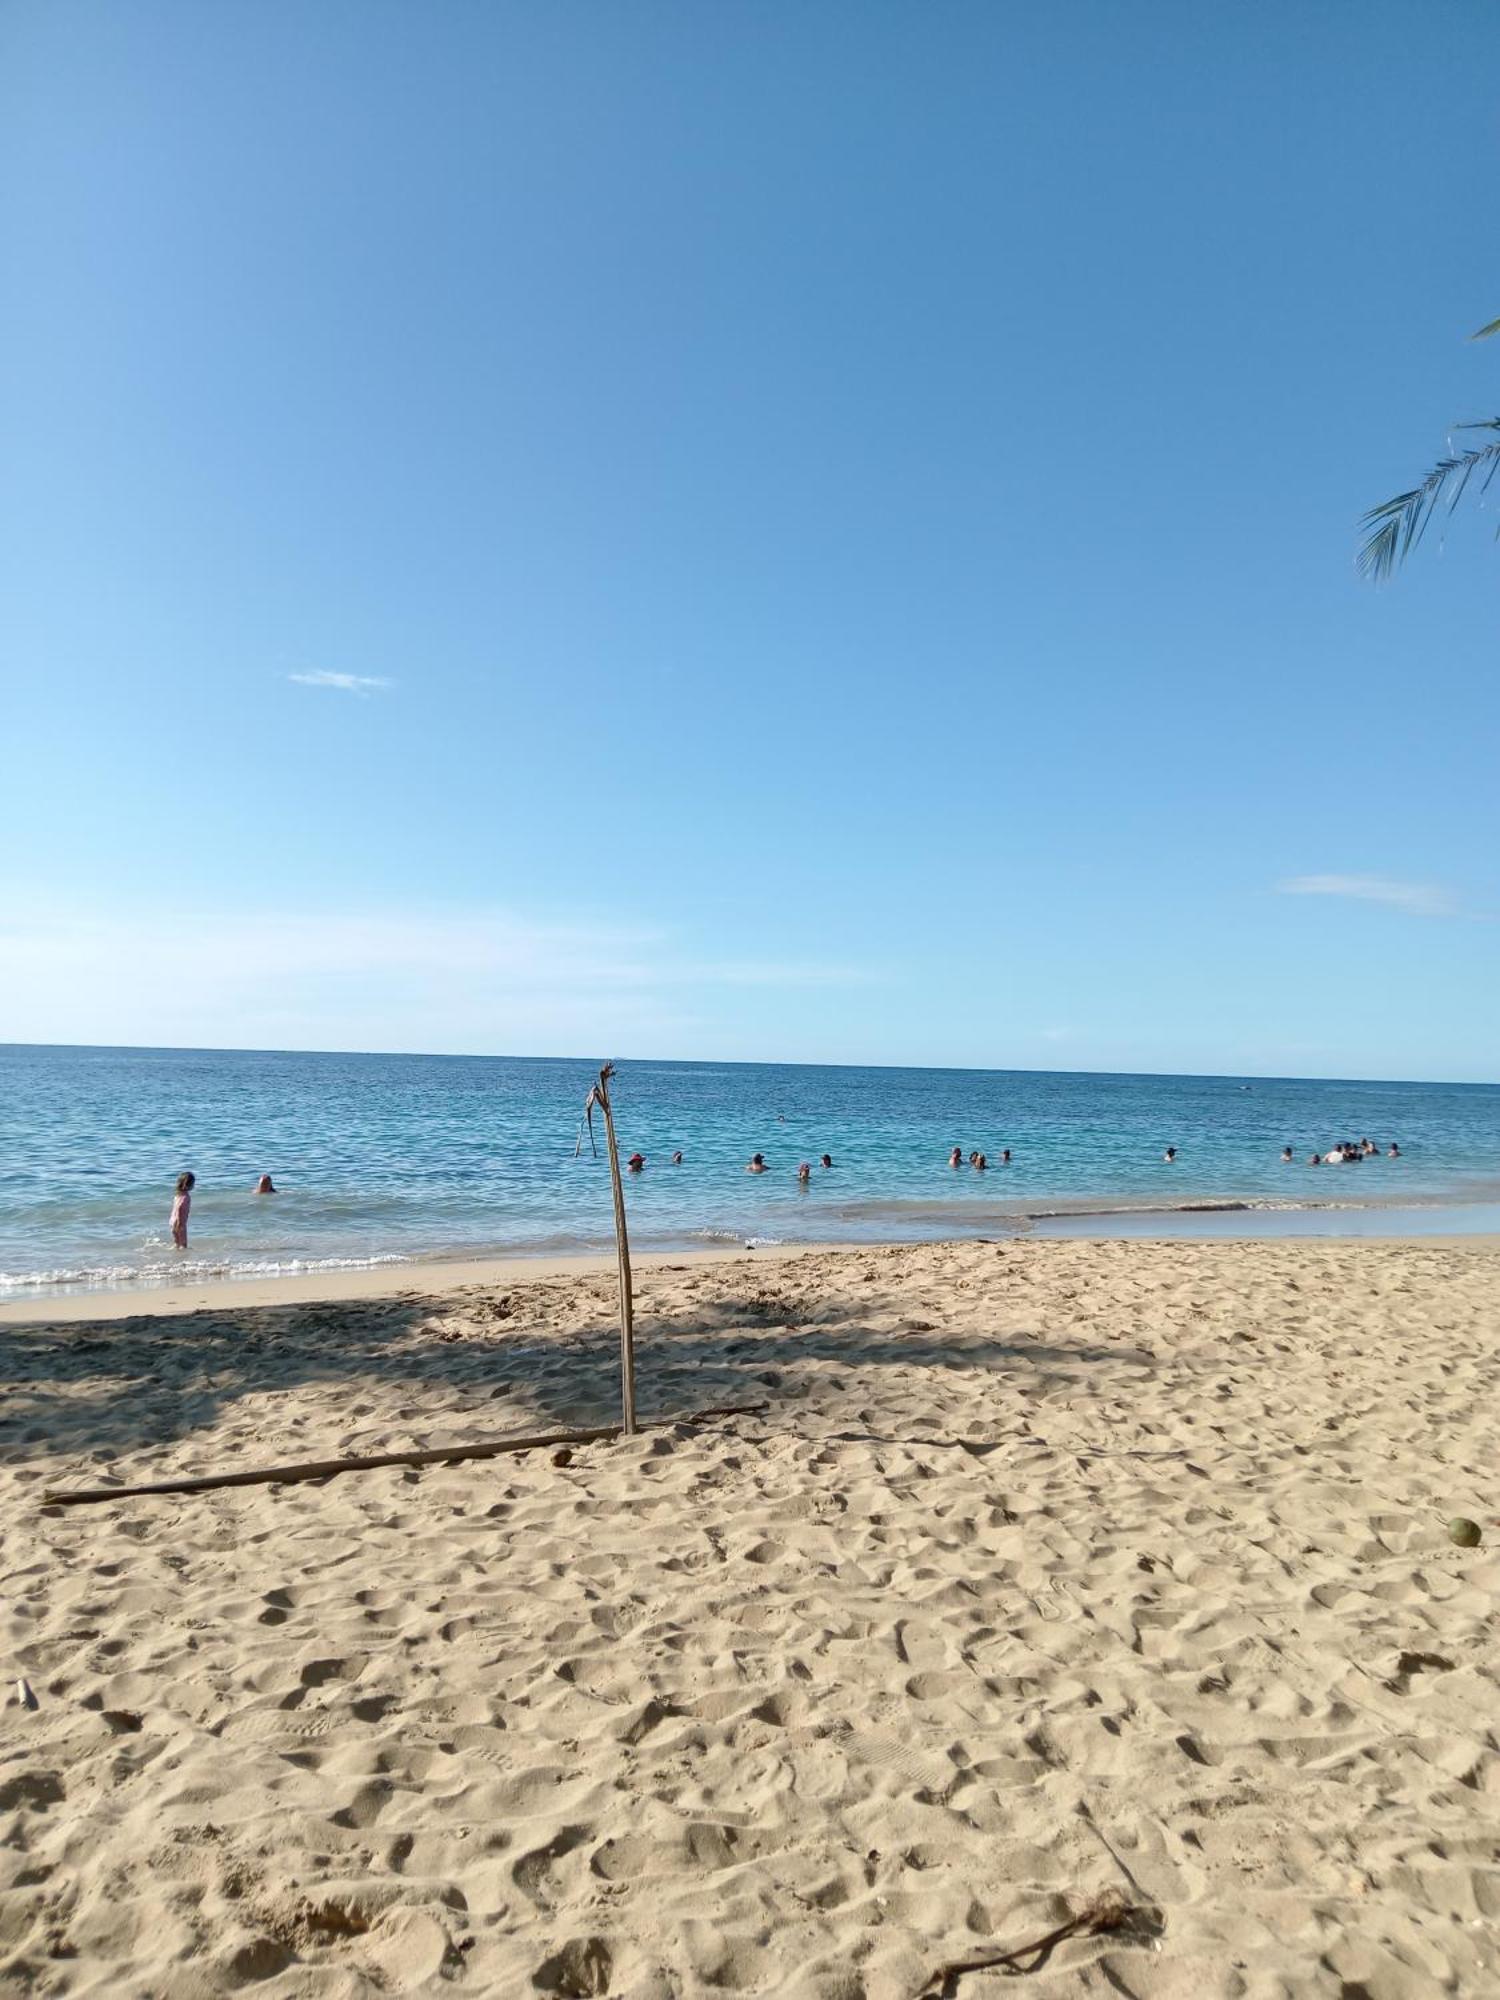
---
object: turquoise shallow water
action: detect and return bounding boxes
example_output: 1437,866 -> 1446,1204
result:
2,1044 -> 1498,1296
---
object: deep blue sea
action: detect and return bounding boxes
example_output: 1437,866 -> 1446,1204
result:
2,1045 -> 1499,1297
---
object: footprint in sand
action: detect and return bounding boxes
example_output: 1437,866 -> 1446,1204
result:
513,1825 -> 590,1908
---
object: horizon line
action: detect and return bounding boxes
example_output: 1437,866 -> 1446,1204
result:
0,1038 -> 1494,1092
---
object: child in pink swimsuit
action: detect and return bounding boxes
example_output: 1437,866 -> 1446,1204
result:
171,1171 -> 195,1249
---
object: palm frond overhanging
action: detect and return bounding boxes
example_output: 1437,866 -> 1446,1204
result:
1357,422 -> 1500,581
1358,313 -> 1500,580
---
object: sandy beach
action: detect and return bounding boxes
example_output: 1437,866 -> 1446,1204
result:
3,1234 -> 1499,1997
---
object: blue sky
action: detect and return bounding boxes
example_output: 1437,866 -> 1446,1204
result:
2,1 -> 1497,1079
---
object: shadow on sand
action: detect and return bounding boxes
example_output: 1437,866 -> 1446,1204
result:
0,1280 -> 1153,1474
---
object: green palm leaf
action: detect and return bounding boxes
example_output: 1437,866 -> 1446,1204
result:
1357,421 -> 1500,581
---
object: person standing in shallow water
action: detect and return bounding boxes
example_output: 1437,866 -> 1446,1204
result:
171,1172 -> 195,1249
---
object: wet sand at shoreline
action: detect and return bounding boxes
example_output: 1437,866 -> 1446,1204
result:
4,1211 -> 1499,1325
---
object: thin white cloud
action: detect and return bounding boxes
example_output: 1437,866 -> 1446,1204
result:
0,907 -> 869,1053
1277,874 -> 1460,919
287,671 -> 392,694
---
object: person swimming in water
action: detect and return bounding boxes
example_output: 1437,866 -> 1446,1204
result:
1280,1147 -> 1293,1164
973,1152 -> 987,1170
820,1154 -> 833,1169
255,1174 -> 276,1194
949,1147 -> 964,1168
746,1153 -> 768,1174
1388,1142 -> 1400,1157
1163,1147 -> 1177,1163
627,1153 -> 645,1171
1000,1148 -> 1011,1165
671,1150 -> 683,1164
796,1162 -> 811,1182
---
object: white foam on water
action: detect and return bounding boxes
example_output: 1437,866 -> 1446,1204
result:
0,1251 -> 412,1294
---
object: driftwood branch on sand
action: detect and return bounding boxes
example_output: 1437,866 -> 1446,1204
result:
916,1889 -> 1159,1993
40,1403 -> 763,1508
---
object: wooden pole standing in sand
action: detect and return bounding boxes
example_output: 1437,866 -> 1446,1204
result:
585,1063 -> 637,1436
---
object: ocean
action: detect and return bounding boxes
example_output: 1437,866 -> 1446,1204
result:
2,1044 -> 1499,1298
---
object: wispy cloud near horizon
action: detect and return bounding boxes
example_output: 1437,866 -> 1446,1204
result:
1277,873 -> 1461,918
0,906 -> 871,1055
287,670 -> 392,694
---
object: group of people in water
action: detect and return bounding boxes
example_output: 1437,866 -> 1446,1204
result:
627,1151 -> 840,1179
1160,1141 -> 1401,1168
948,1146 -> 1011,1170
623,1136 -> 1406,1182
168,1170 -> 276,1250
1284,1137 -> 1400,1168
631,1147 -> 1029,1179
170,1128 -> 1407,1250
